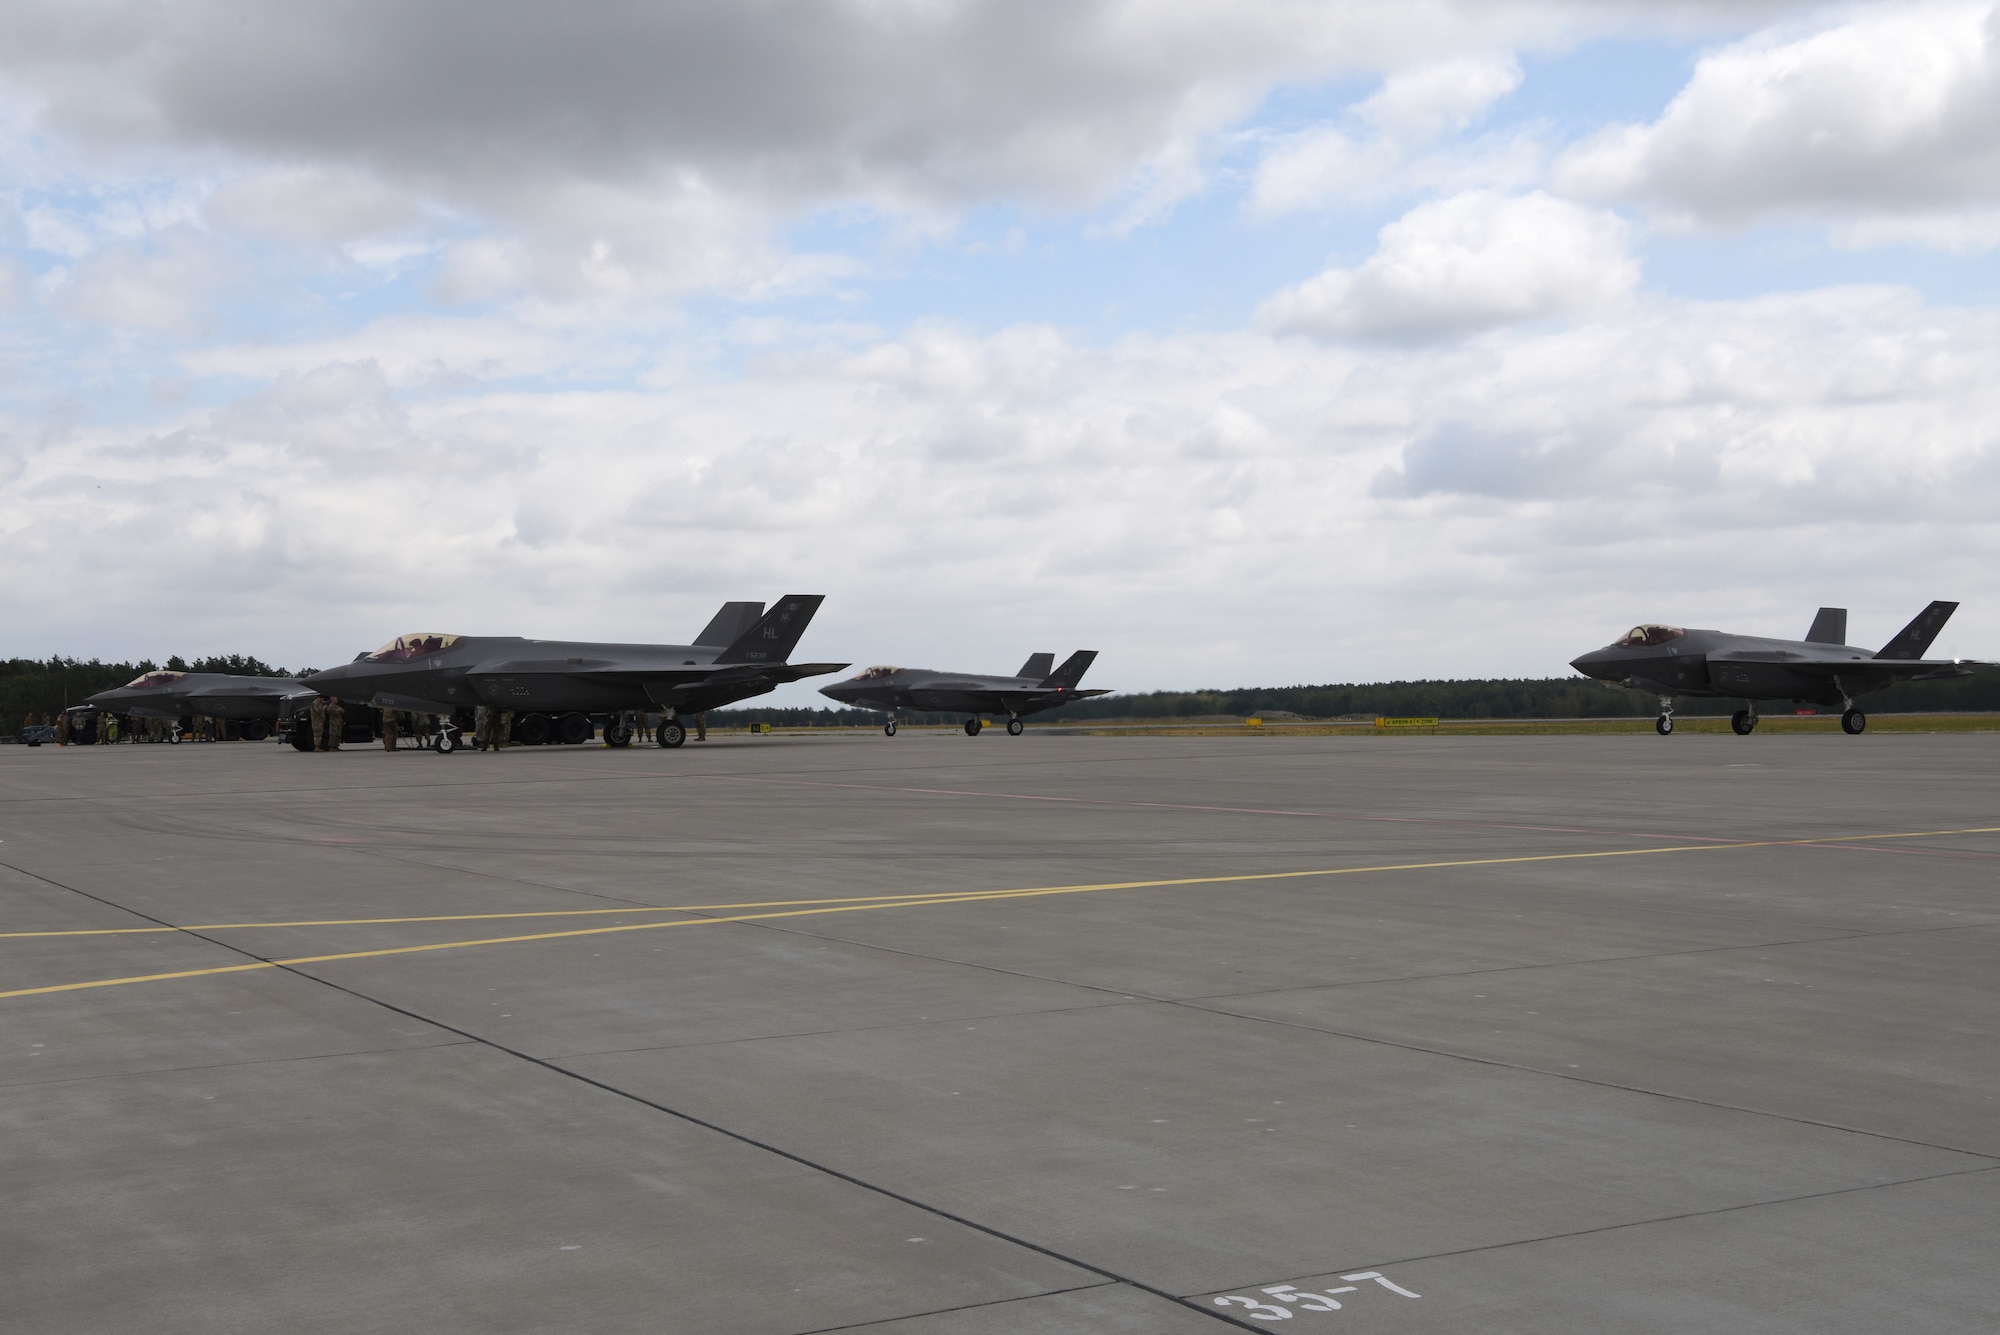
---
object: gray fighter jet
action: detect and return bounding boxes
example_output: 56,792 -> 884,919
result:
819,651 -> 1108,735
86,670 -> 314,741
305,596 -> 843,750
1570,601 -> 1987,735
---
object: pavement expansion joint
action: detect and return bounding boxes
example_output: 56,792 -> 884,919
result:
4,853 -> 1255,1330
1239,1161 -> 2000,1284
786,1282 -> 1121,1334
1162,997 -> 2000,1161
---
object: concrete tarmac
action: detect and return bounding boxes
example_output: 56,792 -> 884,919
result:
3,731 -> 1996,1333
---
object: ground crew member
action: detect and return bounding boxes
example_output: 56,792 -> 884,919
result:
496,710 -> 514,750
310,696 -> 329,751
695,712 -> 707,741
101,714 -> 118,744
327,697 -> 345,750
55,713 -> 69,745
381,708 -> 400,751
473,704 -> 491,751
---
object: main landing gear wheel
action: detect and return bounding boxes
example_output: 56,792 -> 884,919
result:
963,718 -> 982,737
603,721 -> 632,748
659,720 -> 687,748
1841,708 -> 1867,735
883,720 -> 898,737
1730,710 -> 1757,736
433,728 -> 460,754
1006,718 -> 1024,736
1655,715 -> 1674,735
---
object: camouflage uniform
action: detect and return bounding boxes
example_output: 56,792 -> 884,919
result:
473,705 -> 491,751
327,699 -> 345,750
55,714 -> 69,745
496,710 -> 514,750
695,712 -> 707,741
310,697 -> 329,751
381,709 -> 400,752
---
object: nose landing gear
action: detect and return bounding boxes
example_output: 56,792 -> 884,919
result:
1730,707 -> 1758,736
884,718 -> 898,736
963,718 -> 982,736
1655,697 -> 1675,735
1841,708 -> 1867,735
1006,718 -> 1024,736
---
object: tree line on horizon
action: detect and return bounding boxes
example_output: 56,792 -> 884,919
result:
711,672 -> 2000,726
0,656 -> 302,724
9,656 -> 1997,731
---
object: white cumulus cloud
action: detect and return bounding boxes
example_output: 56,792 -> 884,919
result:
1556,1 -> 2000,245
1258,190 -> 1638,340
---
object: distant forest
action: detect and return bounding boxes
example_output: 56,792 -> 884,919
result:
9,656 -> 1998,731
713,673 -> 2000,726
0,656 -> 301,724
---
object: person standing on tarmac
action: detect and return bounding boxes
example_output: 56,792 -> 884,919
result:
695,712 -> 707,741
381,708 -> 400,752
473,704 -> 491,751
327,697 -> 345,750
55,712 -> 69,745
495,709 -> 514,750
310,696 -> 329,751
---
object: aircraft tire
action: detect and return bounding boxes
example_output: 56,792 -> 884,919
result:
1006,718 -> 1024,736
659,720 -> 687,748
1841,708 -> 1866,735
434,729 -> 460,754
963,718 -> 982,737
603,723 -> 632,747
884,720 -> 897,737
1730,710 -> 1755,736
1655,715 -> 1673,735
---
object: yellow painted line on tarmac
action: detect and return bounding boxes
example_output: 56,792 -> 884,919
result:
5,823 -> 1997,1002
6,822 -> 1997,942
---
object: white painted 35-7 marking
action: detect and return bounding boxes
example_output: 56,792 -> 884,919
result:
1211,1271 -> 1420,1321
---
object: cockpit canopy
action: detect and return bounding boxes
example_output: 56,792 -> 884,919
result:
124,670 -> 186,688
1617,624 -> 1685,648
366,633 -> 461,663
855,665 -> 902,680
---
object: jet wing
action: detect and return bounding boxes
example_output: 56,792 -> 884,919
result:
641,661 -> 848,708
117,701 -> 188,721
1705,650 -> 1977,684
366,690 -> 466,715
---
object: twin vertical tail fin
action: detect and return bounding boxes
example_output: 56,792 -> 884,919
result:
717,595 -> 826,664
1038,650 -> 1097,691
1016,652 -> 1055,681
1875,600 -> 1958,660
1804,608 -> 1847,645
695,602 -> 765,647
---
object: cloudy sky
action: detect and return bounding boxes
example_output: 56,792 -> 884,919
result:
4,0 -> 1999,695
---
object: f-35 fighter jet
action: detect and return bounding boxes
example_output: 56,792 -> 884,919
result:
306,596 -> 843,750
1570,601 -> 1987,735
819,651 -> 1108,736
86,670 -> 314,741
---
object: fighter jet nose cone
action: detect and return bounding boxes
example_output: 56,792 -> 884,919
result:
1570,652 -> 1617,682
